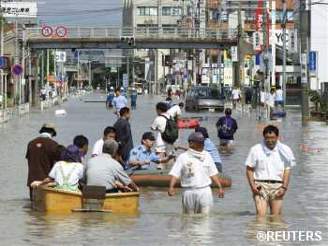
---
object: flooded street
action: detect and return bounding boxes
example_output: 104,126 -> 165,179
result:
0,93 -> 327,245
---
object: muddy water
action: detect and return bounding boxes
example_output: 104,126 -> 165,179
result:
0,93 -> 327,245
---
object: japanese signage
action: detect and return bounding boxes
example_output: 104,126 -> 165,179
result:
55,51 -> 67,63
0,2 -> 37,18
308,51 -> 317,72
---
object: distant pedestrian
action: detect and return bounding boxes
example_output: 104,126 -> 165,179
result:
26,123 -> 64,200
245,125 -> 296,217
275,85 -> 284,106
106,87 -> 115,109
114,107 -> 134,165
168,132 -> 224,214
130,88 -> 138,110
216,108 -> 238,148
112,88 -> 128,117
231,86 -> 241,109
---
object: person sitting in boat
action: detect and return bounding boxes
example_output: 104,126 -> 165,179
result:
128,132 -> 174,170
73,135 -> 89,163
92,126 -> 117,157
195,127 -> 223,173
31,145 -> 84,192
86,139 -> 139,193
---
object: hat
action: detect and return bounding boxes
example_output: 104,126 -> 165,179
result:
40,123 -> 57,137
188,132 -> 205,144
142,132 -> 155,141
195,126 -> 209,139
61,144 -> 81,163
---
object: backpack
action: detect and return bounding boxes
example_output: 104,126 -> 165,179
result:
160,115 -> 179,144
218,117 -> 235,139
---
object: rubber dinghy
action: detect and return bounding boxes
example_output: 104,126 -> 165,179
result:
130,169 -> 232,188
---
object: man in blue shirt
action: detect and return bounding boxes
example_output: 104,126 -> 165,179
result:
130,88 -> 138,110
112,88 -> 128,116
128,132 -> 174,170
195,126 -> 223,173
106,87 -> 115,109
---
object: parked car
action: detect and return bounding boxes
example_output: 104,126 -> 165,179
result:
185,86 -> 224,112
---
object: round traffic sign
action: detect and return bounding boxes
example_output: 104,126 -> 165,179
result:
11,64 -> 23,76
55,26 -> 68,38
41,25 -> 53,37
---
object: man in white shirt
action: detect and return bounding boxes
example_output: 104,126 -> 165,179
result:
167,102 -> 184,122
231,86 -> 241,109
245,125 -> 296,217
92,126 -> 117,157
275,85 -> 284,106
168,132 -> 224,214
151,102 -> 174,156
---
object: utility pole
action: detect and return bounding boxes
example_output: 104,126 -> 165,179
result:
0,8 -> 4,113
271,0 -> 276,87
300,0 -> 311,121
236,5 -> 242,88
282,0 -> 287,108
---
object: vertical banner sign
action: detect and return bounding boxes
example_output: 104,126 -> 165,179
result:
254,0 -> 264,51
308,51 -> 317,73
301,53 -> 308,84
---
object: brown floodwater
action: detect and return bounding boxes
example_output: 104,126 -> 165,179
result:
0,93 -> 327,245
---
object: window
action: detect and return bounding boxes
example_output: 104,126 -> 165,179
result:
149,7 -> 157,16
138,7 -> 157,16
171,7 -> 181,16
162,7 -> 171,16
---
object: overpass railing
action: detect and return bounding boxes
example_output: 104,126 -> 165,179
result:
25,26 -> 238,41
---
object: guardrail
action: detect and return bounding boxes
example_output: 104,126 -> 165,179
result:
26,26 -> 238,41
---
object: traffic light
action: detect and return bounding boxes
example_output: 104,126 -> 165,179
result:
120,36 -> 135,46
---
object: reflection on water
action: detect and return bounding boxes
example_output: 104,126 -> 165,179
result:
0,94 -> 327,245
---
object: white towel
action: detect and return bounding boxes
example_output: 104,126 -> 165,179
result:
276,141 -> 296,167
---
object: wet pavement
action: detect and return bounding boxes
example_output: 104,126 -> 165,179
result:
0,92 -> 327,245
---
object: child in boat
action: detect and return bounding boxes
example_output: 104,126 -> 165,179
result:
31,145 -> 84,191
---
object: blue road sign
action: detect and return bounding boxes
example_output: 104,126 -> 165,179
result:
308,51 -> 317,72
0,56 -> 7,69
11,64 -> 23,76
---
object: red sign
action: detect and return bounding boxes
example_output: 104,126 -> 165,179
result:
41,25 -> 53,37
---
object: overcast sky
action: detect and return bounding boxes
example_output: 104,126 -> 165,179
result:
37,0 -> 122,25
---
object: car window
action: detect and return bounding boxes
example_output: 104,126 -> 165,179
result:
209,88 -> 220,98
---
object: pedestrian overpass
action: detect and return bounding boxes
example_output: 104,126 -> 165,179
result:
25,26 -> 238,49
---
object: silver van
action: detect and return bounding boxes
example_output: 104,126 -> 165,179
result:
185,86 -> 224,112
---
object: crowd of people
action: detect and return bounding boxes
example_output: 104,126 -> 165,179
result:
26,88 -> 296,217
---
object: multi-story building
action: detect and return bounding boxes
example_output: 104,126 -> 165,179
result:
206,0 -> 298,88
123,0 -> 206,93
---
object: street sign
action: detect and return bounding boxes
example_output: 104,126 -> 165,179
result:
123,74 -> 128,88
41,26 -> 53,37
0,56 -> 8,69
55,26 -> 68,38
55,51 -> 66,63
308,51 -> 317,72
301,53 -> 308,84
11,64 -> 23,76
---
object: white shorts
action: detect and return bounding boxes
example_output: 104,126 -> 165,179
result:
182,186 -> 213,214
